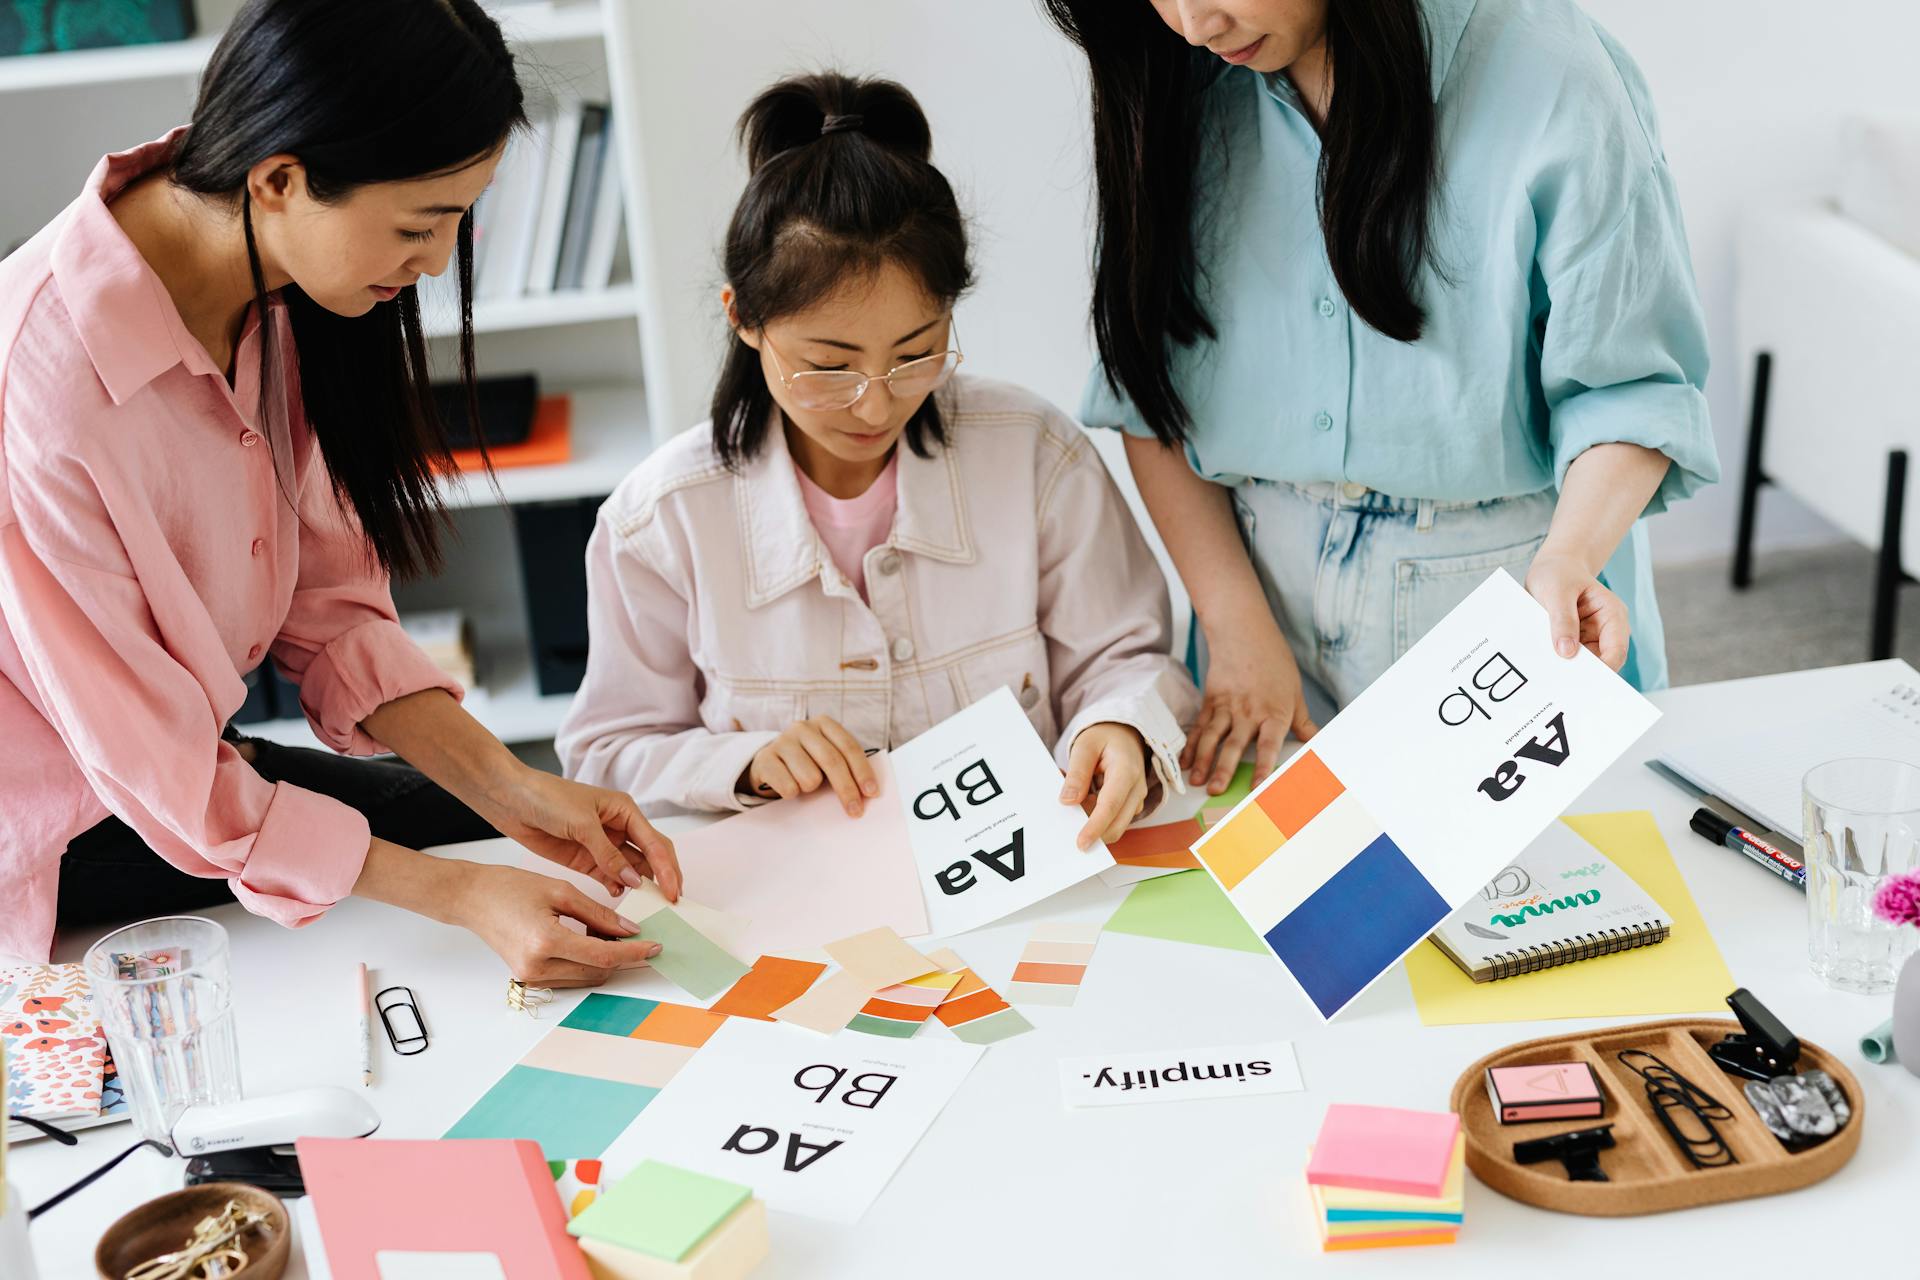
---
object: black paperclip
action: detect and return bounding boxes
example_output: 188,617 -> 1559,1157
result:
375,985 -> 429,1056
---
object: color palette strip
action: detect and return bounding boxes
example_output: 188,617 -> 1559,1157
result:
1008,922 -> 1100,1006
924,947 -> 1033,1045
1107,818 -> 1203,871
847,969 -> 963,1039
709,956 -> 828,1021
626,906 -> 751,1001
1192,750 -> 1451,1019
444,994 -> 727,1158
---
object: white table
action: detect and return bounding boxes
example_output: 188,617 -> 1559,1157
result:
16,660 -> 1919,1278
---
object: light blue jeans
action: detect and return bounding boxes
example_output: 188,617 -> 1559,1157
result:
1203,479 -> 1615,720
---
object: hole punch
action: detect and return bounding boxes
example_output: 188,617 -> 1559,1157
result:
375,985 -> 428,1056
1709,987 -> 1801,1081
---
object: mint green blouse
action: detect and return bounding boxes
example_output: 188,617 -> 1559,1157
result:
1082,0 -> 1719,690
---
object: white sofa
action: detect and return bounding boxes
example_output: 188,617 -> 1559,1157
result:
1732,115 -> 1920,658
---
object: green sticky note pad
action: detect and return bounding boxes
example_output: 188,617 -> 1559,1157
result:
569,1158 -> 752,1259
629,908 -> 750,1001
1104,869 -> 1266,955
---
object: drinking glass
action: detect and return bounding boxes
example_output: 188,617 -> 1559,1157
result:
83,916 -> 243,1144
1804,758 -> 1920,993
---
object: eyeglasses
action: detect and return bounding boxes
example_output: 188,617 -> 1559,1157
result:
762,320 -> 964,411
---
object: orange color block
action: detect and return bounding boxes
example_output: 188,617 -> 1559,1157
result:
1010,961 -> 1085,986
1195,804 -> 1285,891
631,1002 -> 727,1049
1255,750 -> 1345,837
447,394 -> 572,471
859,997 -> 935,1022
1109,819 -> 1204,868
1320,1230 -> 1457,1252
933,987 -> 1008,1027
708,956 -> 827,1021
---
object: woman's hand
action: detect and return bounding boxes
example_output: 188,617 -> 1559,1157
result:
478,766 -> 683,903
1524,550 -> 1629,671
449,863 -> 663,987
1184,613 -> 1319,795
743,716 -> 879,816
1062,722 -> 1149,850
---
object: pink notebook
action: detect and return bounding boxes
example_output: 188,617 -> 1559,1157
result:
298,1138 -> 591,1280
1303,1105 -> 1462,1198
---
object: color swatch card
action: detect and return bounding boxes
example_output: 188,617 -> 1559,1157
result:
1060,1041 -> 1303,1107
597,1017 -> 983,1223
925,947 -> 1034,1045
1189,570 -> 1659,1019
665,753 -> 930,955
1101,763 -> 1256,888
890,686 -> 1116,937
1008,922 -> 1100,1005
710,956 -> 828,1021
848,969 -> 963,1039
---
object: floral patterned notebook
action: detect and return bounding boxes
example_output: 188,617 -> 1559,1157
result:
2,963 -> 125,1141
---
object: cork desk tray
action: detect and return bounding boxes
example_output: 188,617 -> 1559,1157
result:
1451,1018 -> 1864,1215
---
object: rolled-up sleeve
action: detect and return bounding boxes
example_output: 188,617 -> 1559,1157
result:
1035,413 -> 1200,816
1531,29 -> 1720,516
0,463 -> 367,926
267,458 -> 461,756
556,506 -> 777,813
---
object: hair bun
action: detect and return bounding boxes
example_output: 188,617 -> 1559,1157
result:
738,71 -> 932,173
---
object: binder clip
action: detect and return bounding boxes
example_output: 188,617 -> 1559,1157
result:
1512,1123 -> 1615,1181
1708,988 -> 1799,1081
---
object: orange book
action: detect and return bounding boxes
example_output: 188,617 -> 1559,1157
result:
447,393 -> 572,472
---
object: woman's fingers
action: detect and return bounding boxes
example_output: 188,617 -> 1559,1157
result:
817,718 -> 880,800
796,721 -> 864,816
1100,779 -> 1150,846
1060,732 -> 1102,807
1209,713 -> 1262,794
603,797 -> 681,902
777,739 -> 826,794
1186,702 -> 1231,787
754,751 -> 800,800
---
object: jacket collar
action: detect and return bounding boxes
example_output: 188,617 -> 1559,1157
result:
734,393 -> 976,608
1256,0 -> 1477,107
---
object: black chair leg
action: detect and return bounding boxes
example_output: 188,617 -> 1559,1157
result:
1872,449 -> 1908,661
1732,351 -> 1771,590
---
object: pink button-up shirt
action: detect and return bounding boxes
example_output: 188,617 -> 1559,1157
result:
0,132 -> 460,961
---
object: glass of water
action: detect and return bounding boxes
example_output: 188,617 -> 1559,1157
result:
1804,758 -> 1920,993
83,916 -> 243,1145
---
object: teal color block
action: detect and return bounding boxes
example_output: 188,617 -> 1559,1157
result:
443,1065 -> 658,1160
561,992 -> 658,1036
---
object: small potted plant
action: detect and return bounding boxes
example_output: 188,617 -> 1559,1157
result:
1873,868 -> 1920,1076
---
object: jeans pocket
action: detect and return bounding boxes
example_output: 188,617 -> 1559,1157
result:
1391,532 -> 1547,659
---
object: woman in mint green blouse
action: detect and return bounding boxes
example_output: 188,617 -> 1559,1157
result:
1046,0 -> 1718,793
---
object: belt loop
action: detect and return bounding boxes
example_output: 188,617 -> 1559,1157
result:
1416,498 -> 1437,533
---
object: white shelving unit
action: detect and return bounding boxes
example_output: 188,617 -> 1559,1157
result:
0,0 -> 683,750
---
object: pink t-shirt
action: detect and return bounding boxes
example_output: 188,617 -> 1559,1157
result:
795,453 -> 898,600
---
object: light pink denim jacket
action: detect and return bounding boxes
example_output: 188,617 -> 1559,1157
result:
557,375 -> 1199,816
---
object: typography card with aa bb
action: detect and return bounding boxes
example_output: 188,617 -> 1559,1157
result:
1190,570 -> 1660,1020
890,686 -> 1115,938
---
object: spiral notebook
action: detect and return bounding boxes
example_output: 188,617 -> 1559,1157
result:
1657,679 -> 1920,842
1428,823 -> 1669,983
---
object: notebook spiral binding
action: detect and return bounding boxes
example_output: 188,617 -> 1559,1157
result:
1484,921 -> 1671,982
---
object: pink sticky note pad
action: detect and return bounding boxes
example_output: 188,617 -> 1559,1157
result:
1484,1062 -> 1604,1124
1305,1105 -> 1463,1198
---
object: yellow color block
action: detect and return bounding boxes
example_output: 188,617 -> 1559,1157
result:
580,1197 -> 768,1280
1195,805 -> 1285,892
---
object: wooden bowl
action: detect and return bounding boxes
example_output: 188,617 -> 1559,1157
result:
95,1182 -> 290,1280
1451,1018 -> 1864,1216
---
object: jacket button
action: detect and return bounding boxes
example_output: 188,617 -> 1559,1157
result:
1019,684 -> 1041,710
246,644 -> 262,662
250,538 -> 265,558
241,430 -> 261,447
875,553 -> 901,576
891,637 -> 915,662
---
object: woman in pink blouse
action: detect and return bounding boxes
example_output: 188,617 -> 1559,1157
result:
0,0 -> 679,981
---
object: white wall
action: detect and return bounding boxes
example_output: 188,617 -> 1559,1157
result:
627,0 -> 1919,581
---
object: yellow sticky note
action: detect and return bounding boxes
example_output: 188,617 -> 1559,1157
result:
1405,812 -> 1735,1026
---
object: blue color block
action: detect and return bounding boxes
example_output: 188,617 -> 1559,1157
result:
1264,832 -> 1448,1018
1326,1209 -> 1465,1224
560,993 -> 659,1036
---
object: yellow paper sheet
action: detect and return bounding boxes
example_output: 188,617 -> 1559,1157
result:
1405,811 -> 1734,1026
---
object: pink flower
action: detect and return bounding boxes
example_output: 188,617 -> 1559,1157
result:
1873,870 -> 1920,928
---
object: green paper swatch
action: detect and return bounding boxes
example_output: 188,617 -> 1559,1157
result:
629,908 -> 750,1001
1104,869 -> 1266,955
443,1065 -> 658,1159
569,1158 -> 751,1259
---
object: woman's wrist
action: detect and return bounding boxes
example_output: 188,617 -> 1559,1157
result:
352,837 -> 472,927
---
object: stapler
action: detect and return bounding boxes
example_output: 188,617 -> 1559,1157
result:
174,1086 -> 380,1194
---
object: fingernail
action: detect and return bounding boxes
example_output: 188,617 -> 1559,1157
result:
861,780 -> 878,797
847,802 -> 863,817
645,943 -> 662,958
620,867 -> 645,889
616,915 -> 640,934
1556,638 -> 1577,658
1060,787 -> 1076,803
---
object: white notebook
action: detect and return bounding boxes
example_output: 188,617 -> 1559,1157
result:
1659,679 -> 1920,840
1428,822 -> 1670,982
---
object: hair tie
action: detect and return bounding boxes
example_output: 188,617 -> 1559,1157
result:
820,113 -> 864,136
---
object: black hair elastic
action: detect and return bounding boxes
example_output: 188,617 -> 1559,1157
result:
820,112 -> 864,135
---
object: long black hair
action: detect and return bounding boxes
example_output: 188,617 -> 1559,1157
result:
169,0 -> 525,579
1043,1 -> 1439,445
712,72 -> 972,470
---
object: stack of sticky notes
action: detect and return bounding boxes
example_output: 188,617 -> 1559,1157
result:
567,1159 -> 768,1280
1304,1105 -> 1465,1251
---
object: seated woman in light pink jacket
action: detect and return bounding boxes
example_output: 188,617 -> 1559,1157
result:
557,72 -> 1199,849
